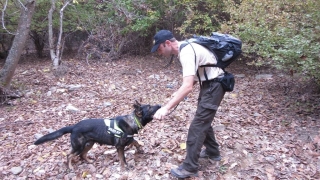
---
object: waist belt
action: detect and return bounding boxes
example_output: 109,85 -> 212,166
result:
203,77 -> 222,83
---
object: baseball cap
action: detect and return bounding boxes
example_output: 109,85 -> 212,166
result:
151,30 -> 174,53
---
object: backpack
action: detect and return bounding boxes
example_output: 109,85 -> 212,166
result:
179,32 -> 242,91
180,32 -> 242,70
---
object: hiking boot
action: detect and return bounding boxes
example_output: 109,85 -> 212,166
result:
170,166 -> 198,178
199,149 -> 221,161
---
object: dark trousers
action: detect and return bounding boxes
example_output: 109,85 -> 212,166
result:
181,80 -> 225,172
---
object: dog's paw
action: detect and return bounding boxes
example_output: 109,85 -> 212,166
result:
120,164 -> 135,171
125,165 -> 135,171
85,158 -> 94,164
68,164 -> 75,171
136,148 -> 144,154
66,159 -> 75,171
80,154 -> 94,164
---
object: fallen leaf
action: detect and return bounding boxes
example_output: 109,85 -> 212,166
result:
180,143 -> 186,150
162,149 -> 173,153
82,171 -> 88,178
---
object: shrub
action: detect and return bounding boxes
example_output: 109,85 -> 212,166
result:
224,0 -> 320,85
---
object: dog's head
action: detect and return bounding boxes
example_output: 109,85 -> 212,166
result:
133,100 -> 161,126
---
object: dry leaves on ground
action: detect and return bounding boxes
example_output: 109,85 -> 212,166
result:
0,56 -> 319,180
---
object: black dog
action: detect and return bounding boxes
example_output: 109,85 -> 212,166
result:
34,101 -> 161,170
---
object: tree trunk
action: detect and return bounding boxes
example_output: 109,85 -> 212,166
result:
0,0 -> 36,89
48,0 -> 70,67
48,0 -> 59,66
30,30 -> 46,58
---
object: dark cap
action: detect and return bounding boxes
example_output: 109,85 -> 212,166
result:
151,30 -> 174,53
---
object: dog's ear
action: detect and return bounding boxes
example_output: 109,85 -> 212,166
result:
133,100 -> 142,116
134,100 -> 141,107
133,100 -> 141,110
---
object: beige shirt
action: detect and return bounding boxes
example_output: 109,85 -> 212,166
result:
179,42 -> 225,81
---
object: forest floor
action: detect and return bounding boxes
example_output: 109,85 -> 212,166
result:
0,55 -> 320,180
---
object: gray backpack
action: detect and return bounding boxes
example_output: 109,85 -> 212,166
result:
180,32 -> 242,70
180,32 -> 242,91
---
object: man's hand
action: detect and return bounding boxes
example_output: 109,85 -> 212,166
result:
153,107 -> 169,120
154,76 -> 194,120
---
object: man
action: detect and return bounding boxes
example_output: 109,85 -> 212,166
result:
151,30 -> 226,178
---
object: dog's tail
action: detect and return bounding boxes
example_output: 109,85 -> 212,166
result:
34,126 -> 74,145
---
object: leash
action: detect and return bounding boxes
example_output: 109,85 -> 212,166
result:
166,94 -> 189,115
167,102 -> 180,115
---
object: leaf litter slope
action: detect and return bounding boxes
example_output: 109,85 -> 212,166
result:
0,56 -> 319,179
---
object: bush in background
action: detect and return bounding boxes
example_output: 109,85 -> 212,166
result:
223,0 -> 320,85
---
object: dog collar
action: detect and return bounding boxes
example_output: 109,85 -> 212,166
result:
134,115 -> 143,129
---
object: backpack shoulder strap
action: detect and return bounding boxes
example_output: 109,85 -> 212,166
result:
179,42 -> 189,51
180,40 -> 203,87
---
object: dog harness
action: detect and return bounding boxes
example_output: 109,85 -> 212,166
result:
104,118 -> 133,138
104,114 -> 143,139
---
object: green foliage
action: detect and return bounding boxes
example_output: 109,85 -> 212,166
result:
2,0 -> 230,55
31,0 -> 95,33
67,0 -> 162,36
174,0 -> 226,36
224,0 -> 320,84
31,1 -> 51,31
103,0 -> 160,36
135,0 -> 227,37
0,1 -> 21,34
